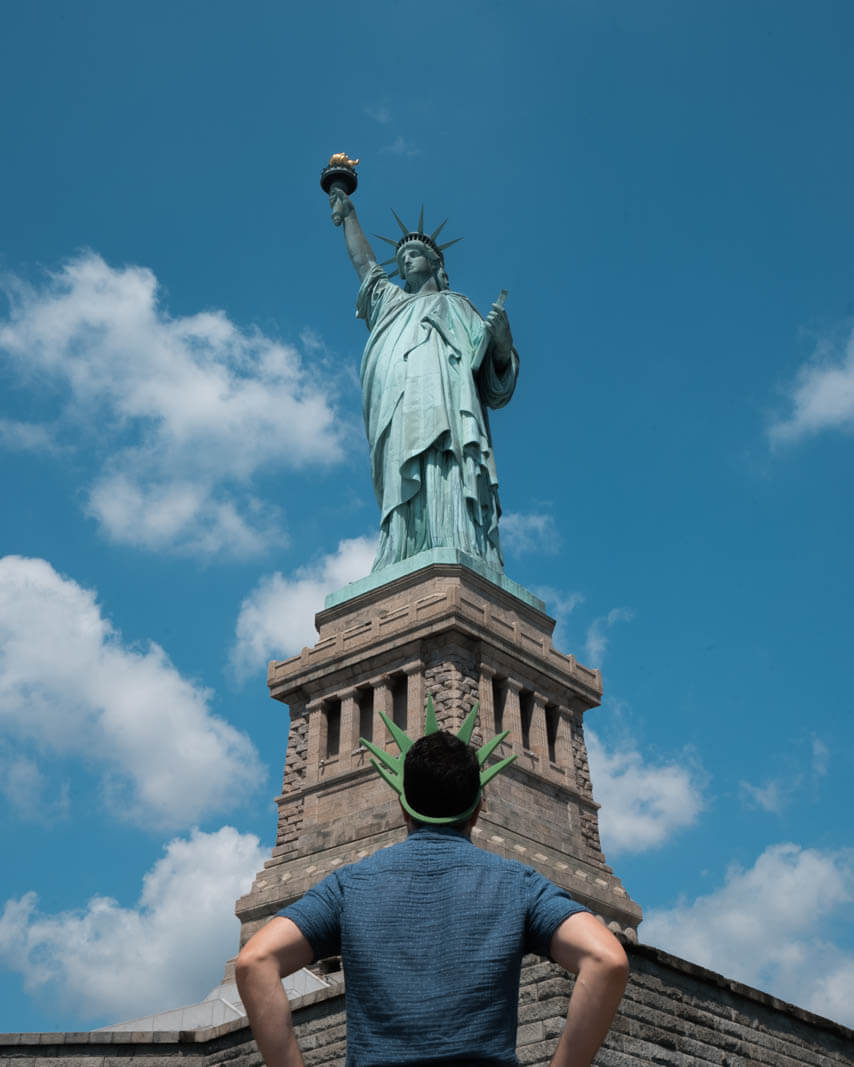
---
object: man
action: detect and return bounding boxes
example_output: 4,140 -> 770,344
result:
237,710 -> 629,1066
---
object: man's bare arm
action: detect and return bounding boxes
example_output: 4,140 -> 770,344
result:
548,912 -> 629,1067
236,917 -> 315,1067
329,188 -> 376,282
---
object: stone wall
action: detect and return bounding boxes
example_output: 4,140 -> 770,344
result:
4,942 -> 851,1067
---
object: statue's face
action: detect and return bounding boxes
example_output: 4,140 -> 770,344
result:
399,243 -> 431,283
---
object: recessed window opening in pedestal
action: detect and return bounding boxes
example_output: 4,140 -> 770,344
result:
357,687 -> 373,743
391,673 -> 407,730
546,704 -> 559,764
492,677 -> 505,732
520,690 -> 534,751
324,698 -> 341,758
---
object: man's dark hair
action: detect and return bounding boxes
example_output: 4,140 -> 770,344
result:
403,730 -> 480,822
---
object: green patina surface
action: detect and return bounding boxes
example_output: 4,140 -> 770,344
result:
323,548 -> 547,612
328,184 -> 519,576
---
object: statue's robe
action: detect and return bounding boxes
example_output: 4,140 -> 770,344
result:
357,264 -> 518,573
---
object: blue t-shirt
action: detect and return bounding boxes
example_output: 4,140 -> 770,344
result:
279,826 -> 588,1066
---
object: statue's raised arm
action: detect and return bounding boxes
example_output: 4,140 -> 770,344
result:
321,154 -> 519,575
320,154 -> 375,282
329,187 -> 376,282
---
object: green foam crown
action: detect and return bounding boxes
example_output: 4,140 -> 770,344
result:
359,695 -> 517,825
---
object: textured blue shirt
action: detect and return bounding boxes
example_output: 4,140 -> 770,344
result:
280,826 -> 588,1066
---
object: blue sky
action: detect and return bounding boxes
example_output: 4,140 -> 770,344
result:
1,0 -> 853,1032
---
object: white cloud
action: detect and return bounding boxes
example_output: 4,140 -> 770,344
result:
642,843 -> 854,1026
739,778 -> 786,813
587,730 -> 704,854
365,104 -> 392,124
739,734 -> 831,814
0,418 -> 63,454
768,326 -> 854,444
382,136 -> 421,158
231,536 -> 377,681
812,736 -> 830,777
86,474 -> 284,557
501,511 -> 561,555
531,585 -> 583,651
0,827 -> 267,1025
0,743 -> 69,822
0,555 -> 263,829
585,606 -> 633,665
0,253 -> 347,556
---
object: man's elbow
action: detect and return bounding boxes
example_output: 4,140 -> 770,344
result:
236,937 -> 277,983
585,939 -> 629,988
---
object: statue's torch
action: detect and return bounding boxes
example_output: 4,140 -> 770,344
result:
320,153 -> 359,224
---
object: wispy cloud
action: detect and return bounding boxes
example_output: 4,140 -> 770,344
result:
365,103 -> 392,124
0,418 -> 65,455
231,535 -> 377,681
739,778 -> 787,814
642,842 -> 854,1026
585,606 -> 633,666
501,511 -> 561,555
812,736 -> 830,777
0,744 -> 69,823
0,253 -> 349,557
382,136 -> 422,158
587,730 -> 705,854
531,586 -> 583,649
768,325 -> 854,445
739,733 -> 831,815
0,555 -> 263,828
0,827 -> 266,1025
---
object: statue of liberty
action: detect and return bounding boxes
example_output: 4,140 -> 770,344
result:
324,159 -> 519,574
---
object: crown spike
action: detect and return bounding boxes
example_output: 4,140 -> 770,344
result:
430,218 -> 448,241
418,204 -> 424,233
391,208 -> 409,235
379,710 -> 415,754
476,729 -> 509,766
456,702 -> 479,745
480,753 -> 518,788
360,735 -> 402,774
373,233 -> 399,247
424,694 -> 439,735
373,759 -> 404,795
438,236 -> 463,253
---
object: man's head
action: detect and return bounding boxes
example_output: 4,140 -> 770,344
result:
403,730 -> 481,827
359,697 -> 516,827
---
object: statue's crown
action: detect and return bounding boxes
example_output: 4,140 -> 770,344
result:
359,695 -> 516,825
374,208 -> 462,278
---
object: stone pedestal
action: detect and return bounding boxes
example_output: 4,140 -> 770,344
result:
235,562 -> 641,943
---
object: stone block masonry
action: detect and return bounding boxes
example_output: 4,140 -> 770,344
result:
235,562 -> 641,944
4,941 -> 851,1066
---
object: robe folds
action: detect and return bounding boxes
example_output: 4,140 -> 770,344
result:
356,264 -> 518,573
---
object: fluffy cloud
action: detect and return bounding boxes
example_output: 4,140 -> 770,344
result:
0,555 -> 263,828
586,730 -> 704,854
585,606 -> 633,666
0,253 -> 347,556
769,326 -> 854,444
642,843 -> 854,1026
501,511 -> 561,555
0,827 -> 267,1025
231,536 -> 377,680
